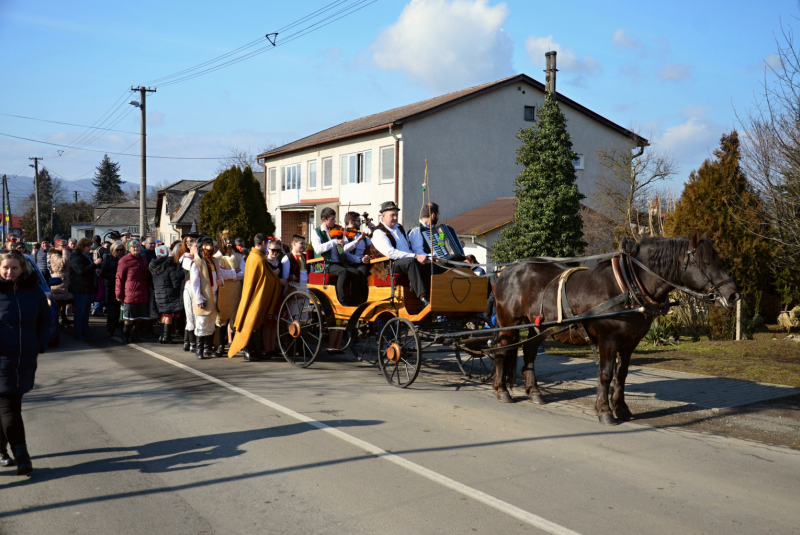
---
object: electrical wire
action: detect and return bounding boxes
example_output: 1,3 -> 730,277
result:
0,132 -> 220,159
0,113 -> 140,136
54,88 -> 133,158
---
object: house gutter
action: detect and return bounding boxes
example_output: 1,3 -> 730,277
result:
390,126 -> 401,204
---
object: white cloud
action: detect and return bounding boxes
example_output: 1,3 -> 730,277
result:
654,116 -> 723,179
148,110 -> 165,126
657,62 -> 691,82
371,0 -> 514,93
764,53 -> 782,70
611,28 -> 644,51
524,35 -> 602,75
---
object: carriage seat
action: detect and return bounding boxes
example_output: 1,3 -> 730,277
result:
369,273 -> 410,287
308,272 -> 338,286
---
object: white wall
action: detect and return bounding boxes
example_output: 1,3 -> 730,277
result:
262,129 -> 402,237
401,82 -> 635,226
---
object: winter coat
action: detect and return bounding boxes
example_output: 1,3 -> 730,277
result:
68,250 -> 96,295
100,255 -> 120,306
149,256 -> 185,314
116,253 -> 151,304
0,269 -> 52,395
48,248 -> 72,302
142,248 -> 157,267
33,249 -> 50,280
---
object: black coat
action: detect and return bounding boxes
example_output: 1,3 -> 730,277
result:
69,250 -> 96,295
0,270 -> 52,395
100,255 -> 120,306
149,256 -> 185,314
142,248 -> 157,267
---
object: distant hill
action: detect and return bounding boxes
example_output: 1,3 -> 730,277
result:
0,175 -> 157,214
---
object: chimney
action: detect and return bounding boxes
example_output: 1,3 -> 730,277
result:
544,51 -> 557,96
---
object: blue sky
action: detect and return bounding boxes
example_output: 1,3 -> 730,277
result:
0,0 -> 793,204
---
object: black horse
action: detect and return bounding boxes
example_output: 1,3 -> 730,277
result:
493,232 -> 740,425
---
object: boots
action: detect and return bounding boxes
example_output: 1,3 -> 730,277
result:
0,441 -> 14,467
202,335 -> 215,358
13,444 -> 32,476
121,323 -> 132,344
160,323 -> 173,344
189,332 -> 197,352
195,333 -> 205,359
132,321 -> 143,343
214,325 -> 227,357
183,330 -> 191,351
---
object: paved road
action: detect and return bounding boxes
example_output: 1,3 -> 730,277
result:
1,330 -> 799,535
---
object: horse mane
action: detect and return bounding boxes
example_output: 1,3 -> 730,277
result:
625,236 -> 690,283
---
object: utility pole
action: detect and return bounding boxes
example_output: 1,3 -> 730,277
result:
29,157 -> 43,242
50,205 -> 55,240
1,175 -> 6,244
130,86 -> 155,238
74,191 -> 78,203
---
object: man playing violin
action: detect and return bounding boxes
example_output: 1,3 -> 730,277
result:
343,211 -> 371,303
310,207 -> 365,306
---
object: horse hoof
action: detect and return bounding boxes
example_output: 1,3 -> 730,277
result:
529,394 -> 546,405
598,413 -> 618,426
497,391 -> 514,403
614,407 -> 634,421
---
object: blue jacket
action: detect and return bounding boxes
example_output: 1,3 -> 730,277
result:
0,270 -> 52,395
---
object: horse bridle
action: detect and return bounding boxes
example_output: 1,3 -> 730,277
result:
680,246 -> 735,307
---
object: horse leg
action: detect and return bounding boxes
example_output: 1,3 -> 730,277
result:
609,347 -> 634,421
522,339 -> 545,404
595,337 -> 619,425
493,329 -> 516,403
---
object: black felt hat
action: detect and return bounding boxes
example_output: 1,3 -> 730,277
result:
379,201 -> 400,213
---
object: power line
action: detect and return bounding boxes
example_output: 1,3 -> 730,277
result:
0,132 -> 220,159
0,113 -> 141,136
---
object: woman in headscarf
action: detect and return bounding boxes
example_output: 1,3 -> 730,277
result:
0,250 -> 51,475
48,239 -> 72,327
69,237 -> 103,341
115,240 -> 151,343
189,236 -> 220,359
101,240 -> 126,337
150,244 -> 185,344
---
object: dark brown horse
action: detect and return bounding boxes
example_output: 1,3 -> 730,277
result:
493,232 -> 740,425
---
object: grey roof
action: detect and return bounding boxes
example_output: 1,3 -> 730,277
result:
93,199 -> 156,227
159,180 -> 207,192
170,180 -> 215,225
259,74 -> 647,160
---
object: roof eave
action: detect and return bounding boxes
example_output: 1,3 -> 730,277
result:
259,123 -> 394,162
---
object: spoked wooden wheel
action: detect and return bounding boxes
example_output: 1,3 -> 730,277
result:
278,291 -> 324,368
349,322 -> 377,365
378,317 -> 421,388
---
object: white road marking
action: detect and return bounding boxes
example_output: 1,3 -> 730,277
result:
129,344 -> 581,535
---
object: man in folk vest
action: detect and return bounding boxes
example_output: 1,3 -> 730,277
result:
309,207 -> 364,306
370,201 -> 431,307
409,202 -> 465,262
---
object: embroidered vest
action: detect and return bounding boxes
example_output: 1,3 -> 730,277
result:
374,223 -> 408,250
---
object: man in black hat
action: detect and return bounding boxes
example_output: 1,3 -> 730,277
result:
370,201 -> 431,307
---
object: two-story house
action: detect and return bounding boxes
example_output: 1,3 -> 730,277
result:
259,69 -> 644,245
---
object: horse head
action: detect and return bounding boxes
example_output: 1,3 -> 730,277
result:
684,231 -> 741,309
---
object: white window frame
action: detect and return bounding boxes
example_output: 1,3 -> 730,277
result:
340,150 -> 372,186
308,160 -> 317,190
268,167 -> 277,193
281,163 -> 301,192
379,145 -> 395,183
573,154 -> 584,170
322,157 -> 333,189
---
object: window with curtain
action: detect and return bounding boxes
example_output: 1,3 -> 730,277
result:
308,160 -> 317,189
322,157 -> 332,188
380,146 -> 394,183
340,150 -> 372,185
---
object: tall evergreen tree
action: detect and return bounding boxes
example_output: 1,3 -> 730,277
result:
199,165 -> 275,244
665,131 -> 770,326
20,167 -> 65,241
492,93 -> 585,262
93,154 -> 124,204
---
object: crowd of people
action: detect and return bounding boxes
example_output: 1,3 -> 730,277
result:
0,199 -> 489,476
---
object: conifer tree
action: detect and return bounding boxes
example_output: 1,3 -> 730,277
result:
199,165 -> 275,244
93,154 -> 124,204
665,131 -> 770,330
492,93 -> 585,262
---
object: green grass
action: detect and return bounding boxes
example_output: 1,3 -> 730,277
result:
546,332 -> 800,387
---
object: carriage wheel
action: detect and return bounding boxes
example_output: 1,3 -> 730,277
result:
278,291 -> 324,368
349,322 -> 377,365
455,347 -> 495,382
378,317 -> 422,388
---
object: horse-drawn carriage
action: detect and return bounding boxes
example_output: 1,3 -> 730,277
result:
277,252 -> 491,387
277,229 -> 741,425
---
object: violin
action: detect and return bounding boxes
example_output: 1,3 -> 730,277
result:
328,225 -> 346,239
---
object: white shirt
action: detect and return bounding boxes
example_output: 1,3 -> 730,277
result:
345,232 -> 371,265
371,225 -> 415,260
190,259 -> 218,306
310,226 -> 357,263
408,220 -> 431,257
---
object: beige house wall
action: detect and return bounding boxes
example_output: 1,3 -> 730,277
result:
262,129 -> 403,237
401,82 -> 636,226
